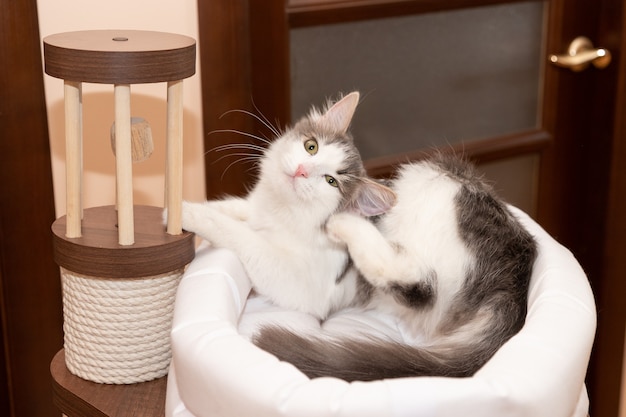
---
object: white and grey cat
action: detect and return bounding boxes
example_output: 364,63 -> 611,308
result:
180,92 -> 537,381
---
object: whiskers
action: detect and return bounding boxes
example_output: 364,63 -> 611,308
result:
220,108 -> 281,139
207,107 -> 281,180
208,132 -> 265,180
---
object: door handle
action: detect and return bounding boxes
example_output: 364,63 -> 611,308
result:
549,36 -> 611,72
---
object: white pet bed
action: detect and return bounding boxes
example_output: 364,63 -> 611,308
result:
166,208 -> 596,417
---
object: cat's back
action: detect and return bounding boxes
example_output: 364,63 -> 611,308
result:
381,157 -> 464,241
388,154 -> 495,217
384,154 -> 516,245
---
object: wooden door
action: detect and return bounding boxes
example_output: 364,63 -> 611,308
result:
198,1 -> 626,415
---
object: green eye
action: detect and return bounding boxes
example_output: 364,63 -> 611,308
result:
304,138 -> 318,155
325,175 -> 338,187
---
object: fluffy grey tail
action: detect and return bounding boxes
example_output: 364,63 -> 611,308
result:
253,327 -> 498,381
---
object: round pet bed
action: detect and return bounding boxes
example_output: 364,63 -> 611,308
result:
165,208 -> 596,417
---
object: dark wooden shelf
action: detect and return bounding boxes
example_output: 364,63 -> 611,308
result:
51,350 -> 166,417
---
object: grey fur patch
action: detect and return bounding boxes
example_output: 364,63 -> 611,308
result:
354,273 -> 375,304
253,327 -> 481,381
388,271 -> 437,309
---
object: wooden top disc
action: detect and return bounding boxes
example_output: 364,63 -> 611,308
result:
52,205 -> 195,278
44,30 -> 196,84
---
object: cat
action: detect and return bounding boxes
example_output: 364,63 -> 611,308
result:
180,91 -> 537,381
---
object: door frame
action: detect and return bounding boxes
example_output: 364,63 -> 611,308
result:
0,0 -> 64,415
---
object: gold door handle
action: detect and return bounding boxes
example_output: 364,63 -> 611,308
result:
549,36 -> 611,72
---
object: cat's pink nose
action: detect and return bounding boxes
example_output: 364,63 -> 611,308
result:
294,164 -> 308,178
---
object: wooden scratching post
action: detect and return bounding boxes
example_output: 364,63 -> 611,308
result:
44,30 -> 196,384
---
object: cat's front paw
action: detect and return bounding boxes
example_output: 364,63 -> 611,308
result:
180,201 -> 211,234
162,202 -> 208,233
206,198 -> 250,222
326,212 -> 359,244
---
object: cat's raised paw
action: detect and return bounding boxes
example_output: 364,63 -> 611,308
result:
325,212 -> 359,244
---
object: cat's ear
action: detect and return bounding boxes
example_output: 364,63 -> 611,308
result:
323,92 -> 360,134
347,177 -> 397,217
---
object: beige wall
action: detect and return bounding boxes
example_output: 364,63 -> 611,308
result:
37,0 -> 206,217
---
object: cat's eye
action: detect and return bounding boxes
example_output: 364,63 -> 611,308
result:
304,138 -> 318,155
325,175 -> 338,188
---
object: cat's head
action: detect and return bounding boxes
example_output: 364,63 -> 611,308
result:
259,92 -> 396,220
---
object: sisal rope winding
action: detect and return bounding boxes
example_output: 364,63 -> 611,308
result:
60,267 -> 182,384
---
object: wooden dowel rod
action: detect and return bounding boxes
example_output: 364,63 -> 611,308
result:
64,81 -> 82,238
166,80 -> 184,235
114,84 -> 134,245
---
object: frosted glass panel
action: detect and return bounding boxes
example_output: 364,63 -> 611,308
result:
290,1 -> 545,160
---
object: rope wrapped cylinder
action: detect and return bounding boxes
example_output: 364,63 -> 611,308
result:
61,268 -> 182,384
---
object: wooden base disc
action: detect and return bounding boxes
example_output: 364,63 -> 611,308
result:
51,349 -> 166,416
52,205 -> 195,278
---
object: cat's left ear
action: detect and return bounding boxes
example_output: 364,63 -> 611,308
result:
346,177 -> 397,217
324,92 -> 360,134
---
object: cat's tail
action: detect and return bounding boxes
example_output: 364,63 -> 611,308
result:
252,326 -> 499,381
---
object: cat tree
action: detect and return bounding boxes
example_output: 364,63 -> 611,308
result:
44,30 -> 196,384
